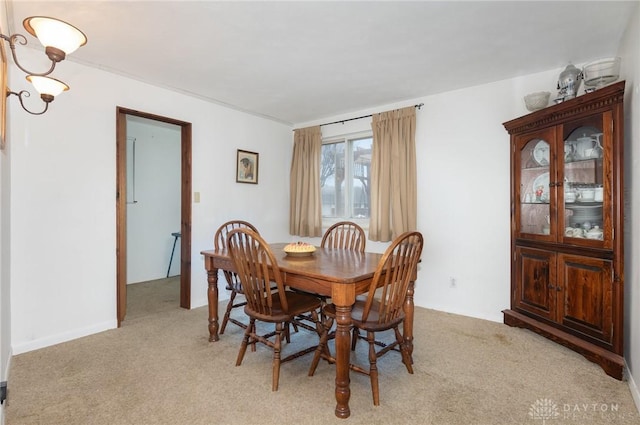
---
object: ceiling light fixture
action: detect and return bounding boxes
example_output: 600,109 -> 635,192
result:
0,16 -> 87,115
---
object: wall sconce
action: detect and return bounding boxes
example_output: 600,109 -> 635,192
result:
8,75 -> 69,115
0,16 -> 87,115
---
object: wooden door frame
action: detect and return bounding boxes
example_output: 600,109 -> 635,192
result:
116,106 -> 192,326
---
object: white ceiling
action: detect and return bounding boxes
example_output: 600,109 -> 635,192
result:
6,1 -> 637,125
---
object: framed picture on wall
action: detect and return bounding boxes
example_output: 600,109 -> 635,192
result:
236,149 -> 259,184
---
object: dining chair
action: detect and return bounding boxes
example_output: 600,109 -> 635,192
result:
294,221 -> 367,328
214,220 -> 259,334
226,228 -> 323,391
308,231 -> 424,405
321,221 -> 366,252
318,222 -> 366,297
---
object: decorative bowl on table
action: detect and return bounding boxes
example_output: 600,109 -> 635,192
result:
284,242 -> 316,257
524,91 -> 551,112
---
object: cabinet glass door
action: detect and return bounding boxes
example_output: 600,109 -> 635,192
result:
519,133 -> 552,237
562,119 -> 605,242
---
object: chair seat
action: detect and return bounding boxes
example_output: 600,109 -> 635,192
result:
246,291 -> 322,323
323,300 -> 405,332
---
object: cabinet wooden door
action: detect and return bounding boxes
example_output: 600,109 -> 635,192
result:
557,253 -> 614,346
514,246 -> 556,321
514,127 -> 556,240
559,111 -> 613,248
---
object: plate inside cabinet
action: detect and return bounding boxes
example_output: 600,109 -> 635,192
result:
533,140 -> 550,166
532,172 -> 550,202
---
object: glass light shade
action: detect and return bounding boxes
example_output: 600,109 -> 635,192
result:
23,16 -> 87,55
26,75 -> 69,97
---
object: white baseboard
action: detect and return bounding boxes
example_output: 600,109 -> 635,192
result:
190,296 -> 209,310
11,320 -> 117,355
191,293 -> 230,310
626,360 -> 640,415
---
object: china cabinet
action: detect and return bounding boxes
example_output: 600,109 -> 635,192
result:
502,81 -> 625,379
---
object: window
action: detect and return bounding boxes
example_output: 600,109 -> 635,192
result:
321,133 -> 372,223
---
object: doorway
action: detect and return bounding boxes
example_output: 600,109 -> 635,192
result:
116,107 -> 193,326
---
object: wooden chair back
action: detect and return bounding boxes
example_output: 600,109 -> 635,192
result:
360,231 -> 423,324
321,221 -> 366,252
226,228 -> 288,318
214,220 -> 259,251
214,220 -> 259,288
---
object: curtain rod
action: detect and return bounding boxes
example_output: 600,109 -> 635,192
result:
294,103 -> 424,131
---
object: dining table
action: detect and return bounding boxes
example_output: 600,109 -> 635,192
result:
201,242 -> 417,419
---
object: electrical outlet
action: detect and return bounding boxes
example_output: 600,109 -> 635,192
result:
449,277 -> 456,288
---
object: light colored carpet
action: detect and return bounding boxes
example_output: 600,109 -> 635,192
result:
5,277 -> 640,425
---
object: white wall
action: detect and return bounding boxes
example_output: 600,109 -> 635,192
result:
126,118 -> 181,283
8,48 -> 292,354
619,1 -> 640,411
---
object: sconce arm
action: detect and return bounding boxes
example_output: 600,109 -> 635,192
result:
7,89 -> 49,115
0,33 -> 57,77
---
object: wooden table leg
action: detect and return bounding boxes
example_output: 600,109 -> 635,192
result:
207,267 -> 220,342
403,280 -> 415,362
332,284 -> 355,419
333,304 -> 351,418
